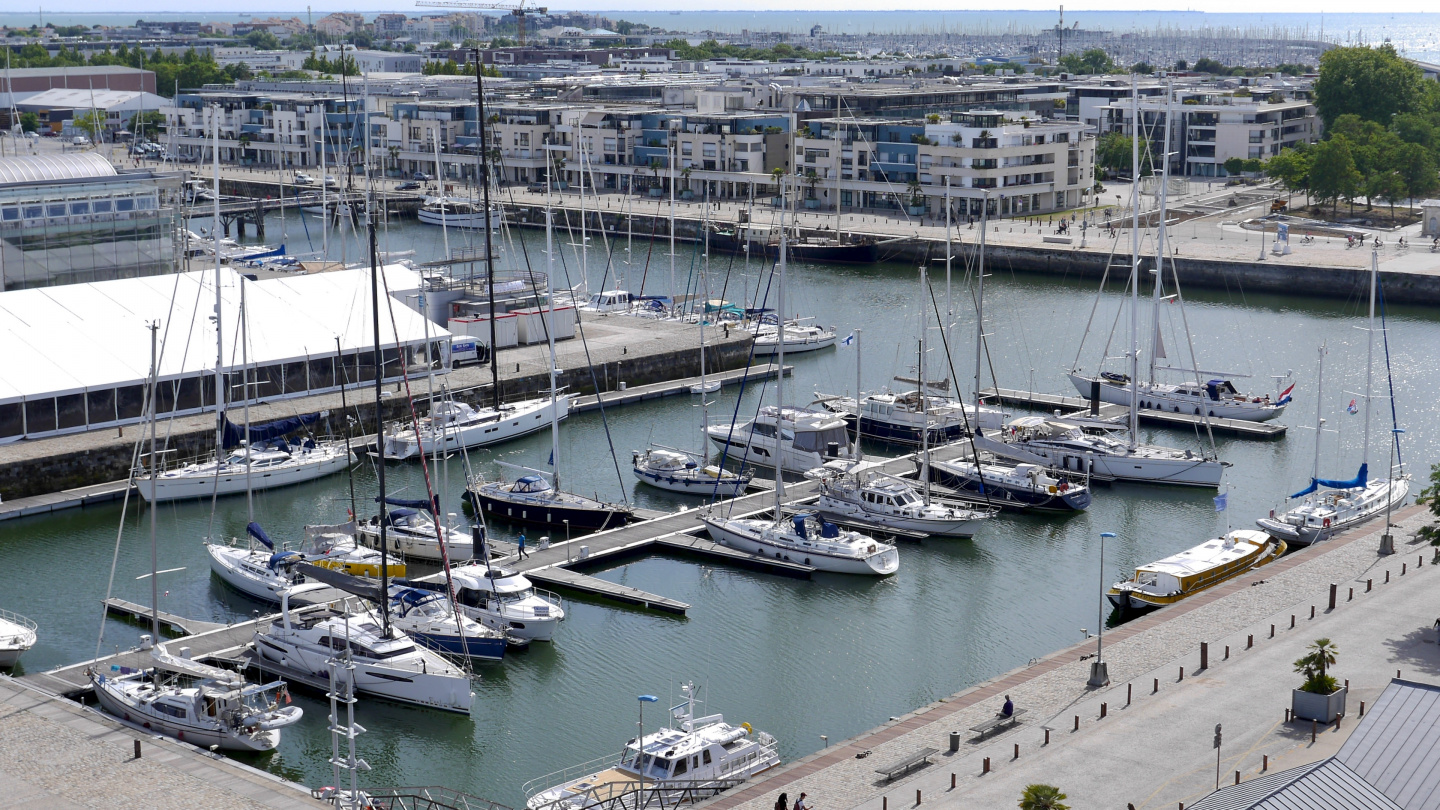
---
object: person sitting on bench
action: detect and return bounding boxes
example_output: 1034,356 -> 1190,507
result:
1001,695 -> 1014,717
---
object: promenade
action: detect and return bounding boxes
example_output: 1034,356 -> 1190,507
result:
702,506 -> 1436,810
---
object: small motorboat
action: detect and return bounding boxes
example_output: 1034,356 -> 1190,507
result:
632,447 -> 750,498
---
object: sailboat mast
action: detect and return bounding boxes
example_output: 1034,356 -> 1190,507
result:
1312,344 -> 1326,484
919,265 -> 930,504
833,90 -> 842,238
775,173 -> 788,508
474,51 -> 500,412
147,321 -> 160,643
241,279 -> 252,523
700,193 -> 709,404
944,176 -> 953,351
212,104 -> 224,456
1128,77 -> 1141,449
853,328 -> 862,463
368,215 -> 390,638
1362,251 -> 1376,467
336,337 -> 357,519
669,136 -> 677,317
973,191 -> 987,406
1149,83 -> 1173,385
545,185 -> 560,491
434,128 -> 449,262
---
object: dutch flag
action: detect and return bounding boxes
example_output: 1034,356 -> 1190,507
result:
1276,383 -> 1295,406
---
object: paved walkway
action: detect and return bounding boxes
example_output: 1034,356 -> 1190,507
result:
702,505 -> 1432,810
0,677 -> 327,809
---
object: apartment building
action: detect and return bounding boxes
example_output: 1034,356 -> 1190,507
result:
273,48 -> 425,75
1100,92 -> 1318,177
167,92 -> 368,170
314,12 -> 367,38
795,109 -> 1095,216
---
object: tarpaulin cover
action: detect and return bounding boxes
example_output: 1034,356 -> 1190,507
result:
222,412 -> 326,449
1291,463 -> 1368,499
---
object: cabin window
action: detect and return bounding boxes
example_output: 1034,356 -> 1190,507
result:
154,702 -> 188,719
674,757 -> 688,776
693,755 -> 700,768
703,750 -> 712,765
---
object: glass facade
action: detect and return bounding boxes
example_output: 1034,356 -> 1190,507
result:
0,171 -> 184,290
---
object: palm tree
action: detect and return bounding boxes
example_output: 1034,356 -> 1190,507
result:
680,165 -> 693,193
387,145 -> 400,176
1295,638 -> 1338,692
1018,784 -> 1069,810
770,166 -> 785,195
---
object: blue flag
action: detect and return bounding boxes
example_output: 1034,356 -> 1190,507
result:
1213,492 -> 1228,512
548,449 -> 554,466
841,332 -> 855,346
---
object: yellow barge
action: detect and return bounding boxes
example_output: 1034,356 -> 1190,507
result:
1107,529 -> 1285,610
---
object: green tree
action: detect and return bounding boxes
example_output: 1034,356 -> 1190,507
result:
1174,58 -> 1188,71
1314,44 -> 1426,130
1366,170 -> 1407,218
1193,57 -> 1227,74
129,110 -> 166,139
1265,147 -> 1311,205
1018,784 -> 1070,810
1390,141 -> 1439,205
1293,639 -> 1339,695
1415,463 -> 1440,557
72,109 -> 105,142
18,111 -> 39,132
1095,131 -> 1132,176
1130,61 -> 1153,74
245,29 -> 281,50
1308,136 -> 1363,214
1223,156 -> 1245,177
1058,47 -> 1116,75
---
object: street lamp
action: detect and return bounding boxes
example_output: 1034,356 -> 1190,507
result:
1380,427 -> 1405,555
637,695 -> 658,797
1089,531 -> 1117,687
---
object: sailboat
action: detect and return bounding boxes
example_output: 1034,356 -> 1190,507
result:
356,498 -> 476,562
702,173 -> 898,576
466,170 -> 634,531
91,316 -> 303,751
1256,259 -> 1410,546
976,80 -> 1224,489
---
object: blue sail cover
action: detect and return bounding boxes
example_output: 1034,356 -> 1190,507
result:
222,412 -> 325,449
1291,463 -> 1368,499
375,495 -> 438,513
247,522 -> 274,550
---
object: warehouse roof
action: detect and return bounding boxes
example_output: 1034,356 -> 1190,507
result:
0,153 -> 118,185
0,264 -> 437,404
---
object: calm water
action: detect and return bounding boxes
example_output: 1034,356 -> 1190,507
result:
2,208 -> 1435,806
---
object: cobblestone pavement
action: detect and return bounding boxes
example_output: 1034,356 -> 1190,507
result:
0,677 -> 327,809
701,505 -> 1432,810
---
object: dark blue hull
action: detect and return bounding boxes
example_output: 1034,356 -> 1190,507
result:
928,465 -> 1091,511
464,487 -> 633,531
410,630 -> 507,661
857,416 -> 968,446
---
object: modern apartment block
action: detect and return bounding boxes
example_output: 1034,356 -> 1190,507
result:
1100,92 -> 1318,177
167,92 -> 368,170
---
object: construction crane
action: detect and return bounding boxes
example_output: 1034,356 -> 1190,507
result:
417,0 -> 549,47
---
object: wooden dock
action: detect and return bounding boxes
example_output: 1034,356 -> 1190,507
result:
103,598 -> 226,636
0,479 -> 132,522
571,364 -> 788,414
982,387 -> 1287,439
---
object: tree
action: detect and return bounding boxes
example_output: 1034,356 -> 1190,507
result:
1018,784 -> 1070,810
1294,639 -> 1339,695
18,112 -> 39,133
1223,156 -> 1245,177
1174,59 -> 1188,71
1265,147 -> 1311,205
1416,463 -> 1440,558
1367,170 -> 1407,218
129,110 -> 166,140
1058,47 -> 1116,75
1192,57 -> 1227,74
72,109 -> 105,142
245,29 -> 281,50
1095,132 -> 1132,176
1308,136 -> 1363,214
1314,44 -> 1426,131
1390,141 -> 1439,205
1130,61 -> 1153,74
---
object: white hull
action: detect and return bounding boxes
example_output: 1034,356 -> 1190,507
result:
1067,373 -> 1285,422
383,396 -> 569,459
1257,477 -> 1410,546
632,462 -> 750,498
91,678 -> 281,752
702,516 -> 898,575
455,603 -> 560,642
254,632 -> 472,713
975,434 -> 1223,488
141,446 -> 349,502
417,208 -> 500,229
752,333 -> 836,356
356,522 -> 474,563
813,495 -> 983,536
0,612 -> 37,668
706,427 -> 850,474
206,544 -> 337,605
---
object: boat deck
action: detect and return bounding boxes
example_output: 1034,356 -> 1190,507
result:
982,387 -> 1287,439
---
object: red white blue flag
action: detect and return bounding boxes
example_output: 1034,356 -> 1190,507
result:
1277,383 -> 1295,406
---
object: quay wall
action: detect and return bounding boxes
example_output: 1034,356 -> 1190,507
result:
0,335 -> 754,501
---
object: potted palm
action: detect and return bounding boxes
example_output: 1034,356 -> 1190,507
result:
771,167 -> 786,207
804,169 -> 820,209
906,178 -> 926,216
680,166 -> 694,200
1292,638 -> 1346,723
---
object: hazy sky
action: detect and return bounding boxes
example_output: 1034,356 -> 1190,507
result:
10,2 -> 1440,14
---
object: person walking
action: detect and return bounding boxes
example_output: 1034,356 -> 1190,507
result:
517,532 -> 529,560
774,793 -> 789,810
793,793 -> 810,810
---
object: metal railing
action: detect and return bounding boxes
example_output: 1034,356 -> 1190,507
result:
313,786 -> 512,810
527,774 -> 754,810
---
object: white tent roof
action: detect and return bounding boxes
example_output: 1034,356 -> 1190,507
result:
0,264 -> 439,404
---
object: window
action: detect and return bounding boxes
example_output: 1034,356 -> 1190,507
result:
674,757 -> 688,776
703,750 -> 713,765
0,207 -> 16,221
702,143 -> 716,157
47,203 -> 66,217
681,142 -> 693,155
92,199 -> 112,213
70,202 -> 89,215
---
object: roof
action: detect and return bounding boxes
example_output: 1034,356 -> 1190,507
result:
1139,531 -> 1269,577
0,153 -> 117,185
16,88 -> 164,110
0,264 -> 434,404
1190,679 -> 1440,810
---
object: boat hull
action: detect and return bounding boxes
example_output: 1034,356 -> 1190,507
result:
751,332 -> 837,356
140,447 -> 349,503
975,434 -> 1223,488
407,630 -> 507,661
701,516 -> 898,575
1108,537 -> 1286,611
417,208 -> 500,229
383,397 -> 568,459
927,462 -> 1091,511
465,487 -> 632,531
632,464 -> 750,497
812,495 -> 982,537
1067,373 -> 1285,423
709,231 -> 879,264
91,676 -> 280,752
1256,477 -> 1410,547
253,635 -> 473,713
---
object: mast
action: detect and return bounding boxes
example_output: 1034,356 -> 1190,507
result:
241,278 -> 252,523
669,134 -> 677,317
973,190 -> 987,407
833,89 -> 842,240
212,104 -> 224,457
147,321 -> 160,644
579,128 -> 587,303
919,265 -> 930,505
853,329 -> 862,463
337,336 -> 357,519
774,172 -> 788,511
434,126 -> 450,262
700,191 -> 710,409
320,108 -> 328,260
1148,82 -> 1173,385
474,49 -> 500,412
1362,251 -> 1376,468
1311,344 -> 1326,484
1128,76 -> 1141,450
545,179 -> 561,491
368,210 -> 390,638
944,177 -> 953,352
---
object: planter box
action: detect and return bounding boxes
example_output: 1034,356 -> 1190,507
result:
907,205 -> 925,216
804,199 -> 820,209
1292,686 -> 1346,723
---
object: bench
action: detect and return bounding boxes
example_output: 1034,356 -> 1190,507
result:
873,747 -> 939,781
1042,235 -> 1073,244
969,709 -> 1028,738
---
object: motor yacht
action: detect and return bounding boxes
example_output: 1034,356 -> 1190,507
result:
817,388 -> 1005,444
809,461 -> 995,536
925,457 -> 1092,512
632,448 -> 750,498
380,396 -> 571,459
356,508 -> 475,562
411,564 -> 565,642
706,406 -> 854,474
0,609 -> 37,668
975,416 -> 1224,488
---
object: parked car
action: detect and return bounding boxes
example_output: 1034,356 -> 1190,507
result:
294,172 -> 316,185
413,171 -> 433,181
323,176 -> 340,189
71,136 -> 91,146
396,181 -> 421,191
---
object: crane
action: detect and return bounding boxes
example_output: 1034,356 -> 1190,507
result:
417,0 -> 549,48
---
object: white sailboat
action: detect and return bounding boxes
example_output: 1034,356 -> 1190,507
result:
356,503 -> 476,562
703,173 -> 898,576
1257,258 -> 1410,546
381,395 -> 571,459
0,609 -> 37,668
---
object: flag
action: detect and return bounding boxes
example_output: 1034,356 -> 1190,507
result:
1276,383 -> 1295,406
841,331 -> 856,346
1347,399 -> 1359,415
1213,492 -> 1228,512
548,449 -> 554,466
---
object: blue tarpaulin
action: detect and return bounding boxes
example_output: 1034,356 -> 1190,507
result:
247,522 -> 274,549
222,412 -> 327,449
1291,463 -> 1368,499
375,495 -> 438,513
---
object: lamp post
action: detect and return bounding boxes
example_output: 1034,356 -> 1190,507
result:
1089,531 -> 1117,687
637,695 -> 658,798
1380,427 -> 1404,555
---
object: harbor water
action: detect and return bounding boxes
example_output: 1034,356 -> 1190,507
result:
1,210 -> 1436,807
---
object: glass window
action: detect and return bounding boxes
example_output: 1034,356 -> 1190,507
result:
23,205 -> 42,219
47,203 -> 67,217
0,207 -> 17,221
116,197 -> 135,212
92,199 -> 112,213
70,202 -> 90,215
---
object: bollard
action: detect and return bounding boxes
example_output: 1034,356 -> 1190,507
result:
1360,701 -> 1365,717
1200,642 -> 1208,670
1247,634 -> 1253,649
1263,754 -> 1269,771
1399,669 -> 1402,678
1074,715 -> 1080,731
1179,666 -> 1184,681
1127,683 -> 1132,706
1386,570 -> 1391,584
1235,771 -> 1241,785
1329,583 -> 1337,610
1311,605 -> 1315,619
1368,579 -> 1373,592
1349,587 -> 1354,601
1345,679 -> 1349,690
1154,677 -> 1159,694
951,773 -> 956,789
1403,563 -> 1408,575
1014,743 -> 1019,760
982,758 -> 990,775
1286,708 -> 1291,722
134,740 -> 142,759
884,797 -> 889,810
917,790 -> 922,806
1312,720 -> 1317,743
1225,645 -> 1230,660
1045,728 -> 1050,745
1421,554 -> 1425,567
949,731 -> 960,753
1271,624 -> 1275,638
1291,615 -> 1296,629
1101,703 -> 1107,718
